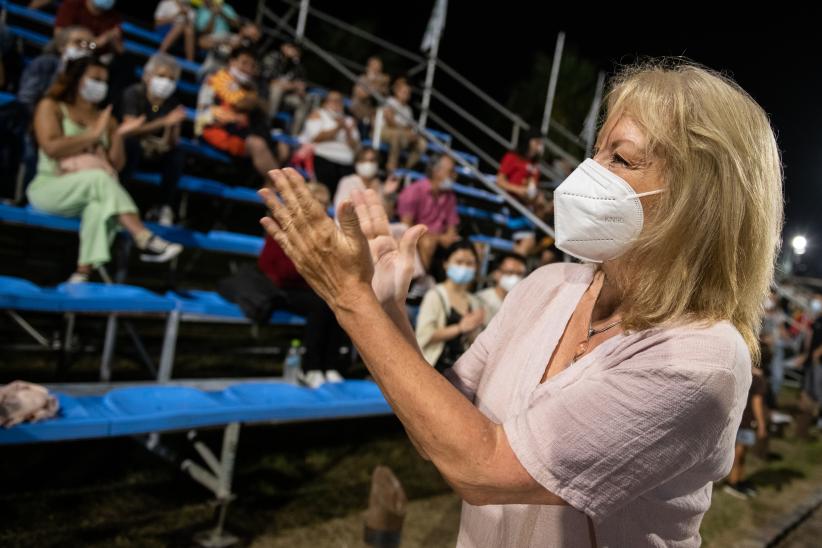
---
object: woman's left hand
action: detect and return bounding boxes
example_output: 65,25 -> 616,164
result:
258,168 -> 375,310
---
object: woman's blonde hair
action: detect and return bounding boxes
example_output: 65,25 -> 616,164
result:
600,59 -> 784,364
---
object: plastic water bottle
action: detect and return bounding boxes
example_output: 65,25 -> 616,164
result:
284,339 -> 303,384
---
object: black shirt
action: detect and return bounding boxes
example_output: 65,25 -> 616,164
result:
120,82 -> 180,138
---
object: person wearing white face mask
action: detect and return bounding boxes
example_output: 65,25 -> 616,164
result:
120,53 -> 187,226
475,252 -> 528,325
333,147 -> 400,217
300,90 -> 360,197
29,56 -> 183,283
17,26 -> 95,117
415,241 -> 485,371
257,60 -> 783,547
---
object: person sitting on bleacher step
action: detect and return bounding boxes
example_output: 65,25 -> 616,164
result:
196,45 -> 279,182
120,53 -> 187,226
299,90 -> 360,197
17,26 -> 95,117
28,56 -> 183,283
258,181 -> 352,385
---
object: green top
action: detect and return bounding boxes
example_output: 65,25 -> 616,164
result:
37,102 -> 110,177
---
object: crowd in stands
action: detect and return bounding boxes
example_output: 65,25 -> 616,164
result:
1,3 -> 821,481
0,0 -> 562,385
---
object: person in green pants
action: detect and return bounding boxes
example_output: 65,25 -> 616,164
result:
28,56 -> 183,283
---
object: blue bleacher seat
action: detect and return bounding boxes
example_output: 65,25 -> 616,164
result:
0,276 -> 175,313
0,380 -> 391,444
167,289 -> 306,326
0,203 -> 264,257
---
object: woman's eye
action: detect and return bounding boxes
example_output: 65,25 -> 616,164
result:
612,154 -> 629,166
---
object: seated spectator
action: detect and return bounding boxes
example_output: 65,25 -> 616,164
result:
258,182 -> 351,381
381,77 -> 426,172
262,41 -> 309,133
474,252 -> 528,324
18,26 -> 95,117
196,46 -> 278,181
724,366 -> 768,499
29,56 -> 182,283
55,0 -> 123,57
415,240 -> 485,371
498,135 -> 554,221
333,147 -> 400,216
198,18 -> 261,78
195,0 -> 239,45
350,56 -> 390,129
154,0 -> 196,61
497,135 -> 543,200
120,53 -> 188,226
397,154 -> 460,270
300,90 -> 360,196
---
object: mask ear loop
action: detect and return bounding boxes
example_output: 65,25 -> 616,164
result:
633,189 -> 666,198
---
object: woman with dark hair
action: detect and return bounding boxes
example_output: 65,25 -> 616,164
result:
28,56 -> 183,283
415,240 -> 485,372
496,134 -> 543,201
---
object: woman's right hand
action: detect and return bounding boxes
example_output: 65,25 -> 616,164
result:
352,189 -> 427,306
91,105 -> 113,140
459,309 -> 485,334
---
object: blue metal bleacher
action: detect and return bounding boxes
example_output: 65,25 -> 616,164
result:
2,2 -> 203,75
0,203 -> 264,257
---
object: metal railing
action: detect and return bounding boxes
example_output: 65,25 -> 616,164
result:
257,5 -> 556,238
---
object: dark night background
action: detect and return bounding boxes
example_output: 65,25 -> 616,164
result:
124,2 -> 821,277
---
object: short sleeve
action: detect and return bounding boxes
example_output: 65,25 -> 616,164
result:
446,194 -> 459,228
396,183 -> 418,222
444,291 -> 507,402
503,354 -> 739,521
120,85 -> 143,118
195,8 -> 209,32
55,0 -> 78,28
498,152 -> 516,177
300,116 -> 323,143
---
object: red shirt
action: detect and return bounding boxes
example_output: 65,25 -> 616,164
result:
257,235 -> 308,290
499,152 -> 538,186
55,0 -> 122,37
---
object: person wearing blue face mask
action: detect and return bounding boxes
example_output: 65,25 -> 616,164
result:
415,240 -> 485,371
55,0 -> 123,56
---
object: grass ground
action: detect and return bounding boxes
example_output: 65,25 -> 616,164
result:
1,320 -> 821,547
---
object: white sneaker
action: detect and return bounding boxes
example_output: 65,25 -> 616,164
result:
158,205 -> 174,227
66,272 -> 89,284
325,370 -> 344,383
771,411 -> 793,425
139,234 -> 183,263
300,370 -> 326,389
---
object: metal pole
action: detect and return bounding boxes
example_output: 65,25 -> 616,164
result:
540,32 -> 565,137
295,0 -> 310,42
254,0 -> 265,25
418,1 -> 447,129
583,71 -> 606,158
259,8 -> 556,237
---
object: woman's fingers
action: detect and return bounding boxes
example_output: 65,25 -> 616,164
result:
258,188 -> 306,256
267,170 -> 306,230
399,224 -> 427,267
351,190 -> 375,238
337,200 -> 368,247
363,189 -> 390,236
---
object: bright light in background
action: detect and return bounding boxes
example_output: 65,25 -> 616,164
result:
791,235 -> 808,255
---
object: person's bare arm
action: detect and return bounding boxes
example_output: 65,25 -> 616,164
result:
34,100 -> 109,159
752,392 -> 768,439
257,170 -> 569,506
496,172 -> 528,197
121,106 -> 186,138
